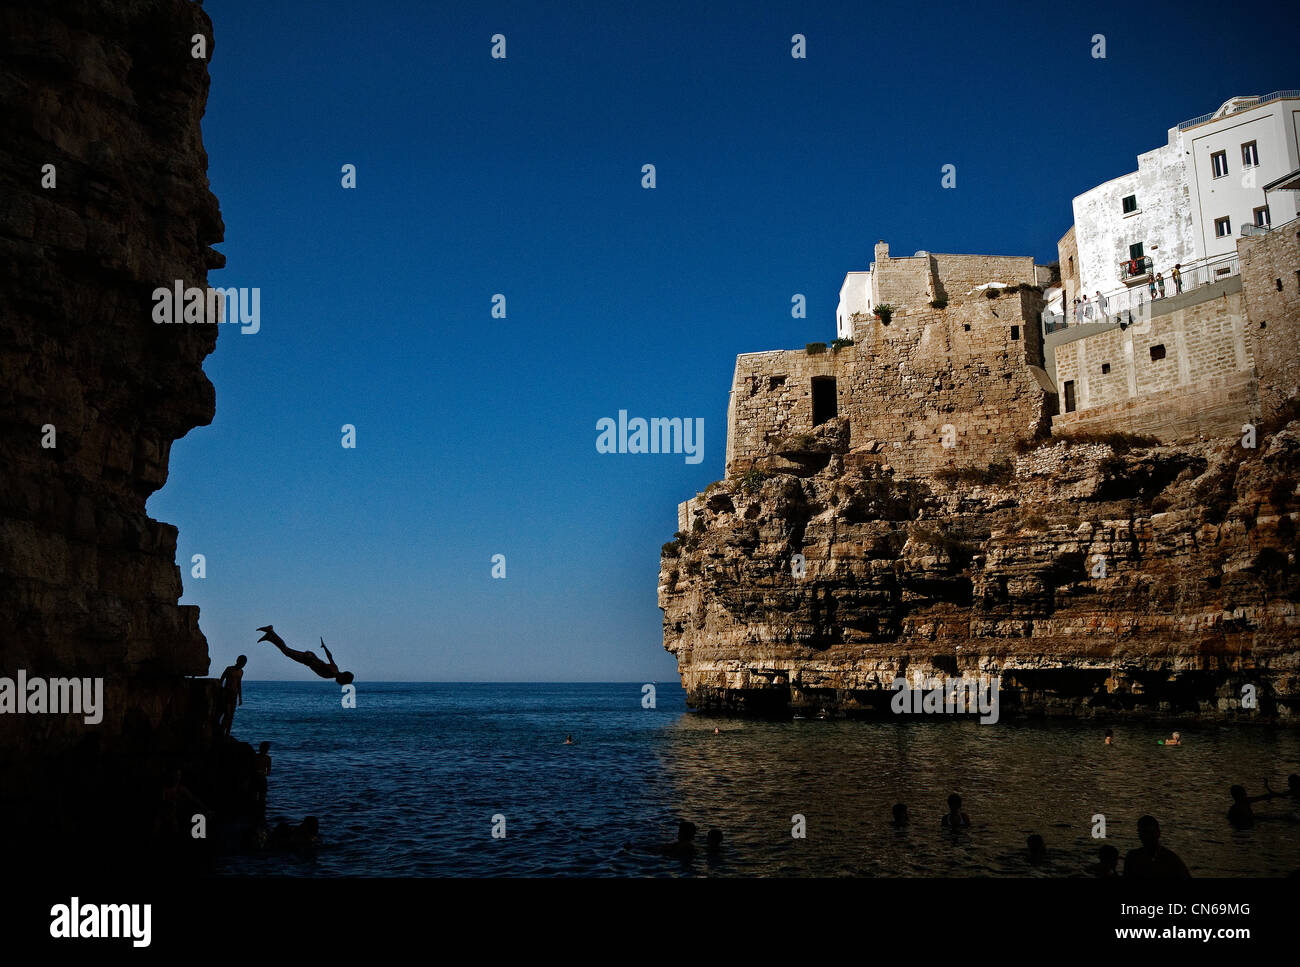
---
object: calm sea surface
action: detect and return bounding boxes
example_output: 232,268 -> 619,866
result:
218,682 -> 1300,877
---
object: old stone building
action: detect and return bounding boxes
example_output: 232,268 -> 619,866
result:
725,243 -> 1057,484
1049,210 -> 1299,441
1241,213 -> 1300,422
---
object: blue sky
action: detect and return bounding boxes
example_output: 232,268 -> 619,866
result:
149,0 -> 1297,681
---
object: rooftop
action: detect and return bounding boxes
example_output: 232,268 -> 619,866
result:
1176,90 -> 1300,132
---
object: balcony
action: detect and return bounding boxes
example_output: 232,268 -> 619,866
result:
1119,256 -> 1153,285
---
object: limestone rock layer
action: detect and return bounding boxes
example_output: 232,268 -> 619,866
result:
661,429 -> 1300,722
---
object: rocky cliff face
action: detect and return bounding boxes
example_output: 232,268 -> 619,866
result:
0,0 -> 231,855
660,423 -> 1300,722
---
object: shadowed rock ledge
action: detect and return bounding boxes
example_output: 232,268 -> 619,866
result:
0,0 -> 246,864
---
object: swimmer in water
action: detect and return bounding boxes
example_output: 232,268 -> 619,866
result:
1159,731 -> 1182,746
941,793 -> 970,828
564,735 -> 573,745
655,820 -> 697,858
1104,728 -> 1113,745
1091,844 -> 1119,877
1228,785 -> 1270,829
1264,774 -> 1300,801
1122,815 -> 1190,878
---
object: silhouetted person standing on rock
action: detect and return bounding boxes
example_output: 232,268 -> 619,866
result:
257,625 -> 354,685
1123,816 -> 1190,878
217,656 -> 246,737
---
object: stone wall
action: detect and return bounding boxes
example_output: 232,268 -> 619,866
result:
1052,289 -> 1257,440
1052,371 -> 1259,441
870,241 -> 933,312
726,290 -> 1054,478
1239,221 -> 1300,421
1058,224 -> 1080,308
724,347 -> 847,472
929,252 -> 1038,301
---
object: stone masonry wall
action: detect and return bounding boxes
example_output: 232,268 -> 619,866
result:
725,290 -> 1054,478
1239,222 -> 1300,421
1058,224 -> 1080,309
1052,289 -> 1256,440
870,241 -> 934,312
929,253 -> 1038,302
725,347 -> 848,473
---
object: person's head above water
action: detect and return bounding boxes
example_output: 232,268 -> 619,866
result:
259,741 -> 271,753
677,820 -> 697,843
892,803 -> 909,824
947,793 -> 962,812
706,828 -> 723,849
335,671 -> 354,686
1027,834 -> 1046,858
1230,785 -> 1248,802
1136,815 -> 1161,848
1098,844 -> 1119,868
1289,774 -> 1300,794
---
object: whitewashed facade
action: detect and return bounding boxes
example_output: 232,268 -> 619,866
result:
835,271 -> 871,339
1070,92 -> 1300,301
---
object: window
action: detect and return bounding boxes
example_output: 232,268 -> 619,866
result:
811,377 -> 838,426
963,323 -> 971,332
1150,344 -> 1166,361
1211,150 -> 1228,178
1254,206 -> 1271,228
1242,141 -> 1259,167
1011,325 -> 1020,341
1063,380 -> 1076,413
1122,194 -> 1138,214
769,375 -> 786,391
1068,256 -> 1074,275
1129,242 -> 1144,261
1215,216 -> 1231,238
1101,362 -> 1111,374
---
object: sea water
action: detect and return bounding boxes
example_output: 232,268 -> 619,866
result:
218,681 -> 1300,877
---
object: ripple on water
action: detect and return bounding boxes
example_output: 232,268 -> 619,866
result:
220,683 -> 1300,877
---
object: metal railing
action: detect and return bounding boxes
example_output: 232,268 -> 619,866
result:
1119,256 -> 1153,283
1043,251 -> 1241,334
1176,90 -> 1300,131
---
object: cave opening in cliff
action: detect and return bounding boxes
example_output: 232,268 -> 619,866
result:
812,376 -> 837,425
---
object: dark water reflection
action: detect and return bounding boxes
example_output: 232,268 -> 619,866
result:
219,683 -> 1300,877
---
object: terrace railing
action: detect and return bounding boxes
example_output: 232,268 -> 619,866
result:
1043,251 -> 1241,335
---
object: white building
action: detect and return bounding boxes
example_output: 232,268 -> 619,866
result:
835,271 -> 871,339
1069,91 -> 1300,302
